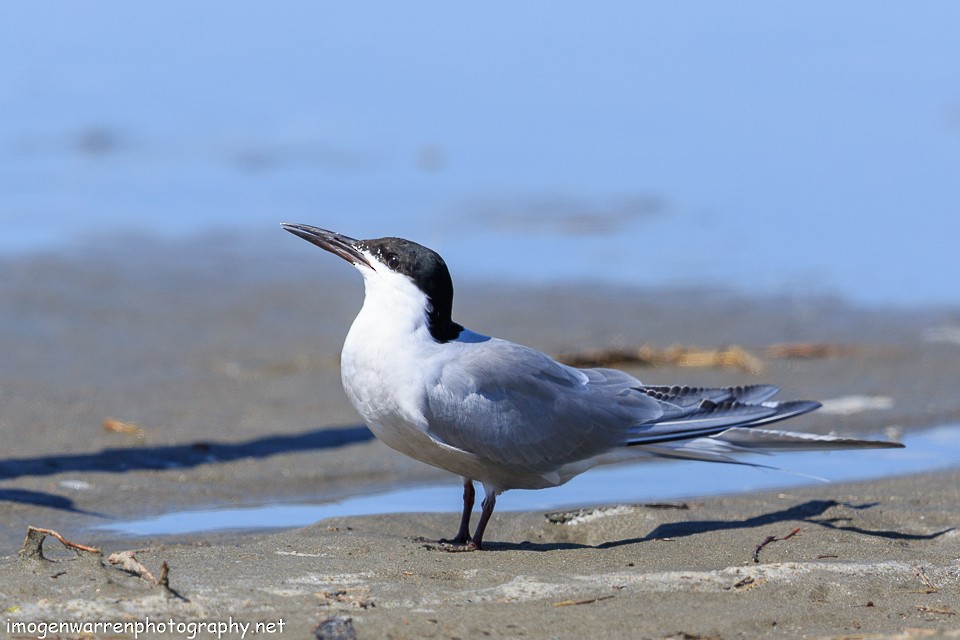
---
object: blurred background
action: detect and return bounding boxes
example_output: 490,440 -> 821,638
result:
2,2 -> 958,307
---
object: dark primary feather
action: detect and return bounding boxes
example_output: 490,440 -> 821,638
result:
636,384 -> 780,408
626,397 -> 822,446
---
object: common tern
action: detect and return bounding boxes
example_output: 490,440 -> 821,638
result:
282,223 -> 902,550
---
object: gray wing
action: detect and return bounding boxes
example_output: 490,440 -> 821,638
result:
422,337 -> 894,474
423,338 -> 662,474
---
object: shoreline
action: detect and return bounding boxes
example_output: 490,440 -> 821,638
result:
3,469 -> 958,639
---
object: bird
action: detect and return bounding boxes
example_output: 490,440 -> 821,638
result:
281,222 -> 903,551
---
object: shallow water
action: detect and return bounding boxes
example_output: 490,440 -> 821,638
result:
96,423 -> 959,536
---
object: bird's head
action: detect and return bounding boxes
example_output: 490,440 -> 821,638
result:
281,223 -> 463,342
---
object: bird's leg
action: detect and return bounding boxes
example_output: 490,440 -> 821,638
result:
425,481 -> 494,552
442,479 -> 475,545
467,490 -> 497,551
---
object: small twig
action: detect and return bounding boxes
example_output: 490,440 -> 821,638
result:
913,565 -> 940,593
108,552 -> 188,601
108,550 -> 158,585
731,576 -> 755,590
27,527 -> 101,553
316,586 -> 374,609
157,561 -> 188,601
102,417 -> 146,437
753,527 -> 801,563
916,605 -> 955,616
762,342 -> 862,359
639,502 -> 690,510
19,526 -> 101,560
752,536 -> 777,563
553,595 -> 615,607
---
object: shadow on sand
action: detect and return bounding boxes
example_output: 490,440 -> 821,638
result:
0,425 -> 374,513
487,499 -> 953,552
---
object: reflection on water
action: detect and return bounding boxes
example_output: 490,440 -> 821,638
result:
96,424 -> 959,537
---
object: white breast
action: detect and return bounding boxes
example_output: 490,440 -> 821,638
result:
340,268 -> 443,454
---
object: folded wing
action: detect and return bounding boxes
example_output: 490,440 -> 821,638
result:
424,337 -> 901,475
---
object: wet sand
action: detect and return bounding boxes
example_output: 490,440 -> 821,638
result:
1,238 -> 959,638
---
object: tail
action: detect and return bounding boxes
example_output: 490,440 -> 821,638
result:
626,384 -> 902,464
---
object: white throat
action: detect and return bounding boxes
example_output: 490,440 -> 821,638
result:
350,266 -> 433,343
339,266 -> 438,432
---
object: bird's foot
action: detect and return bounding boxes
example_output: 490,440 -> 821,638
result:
414,536 -> 481,552
435,540 -> 481,552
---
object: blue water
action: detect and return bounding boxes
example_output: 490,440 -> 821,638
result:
3,3 -> 959,307
97,424 -> 959,536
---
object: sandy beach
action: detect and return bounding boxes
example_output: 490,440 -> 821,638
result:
1,240 -> 959,639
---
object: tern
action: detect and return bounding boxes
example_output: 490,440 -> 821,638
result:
282,223 -> 902,550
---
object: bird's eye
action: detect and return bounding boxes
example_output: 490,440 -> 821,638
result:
385,253 -> 400,270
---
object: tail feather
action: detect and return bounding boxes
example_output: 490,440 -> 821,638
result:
709,427 -> 905,451
635,427 -> 903,465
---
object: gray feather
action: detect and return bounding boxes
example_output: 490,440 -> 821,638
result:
424,338 -> 661,473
